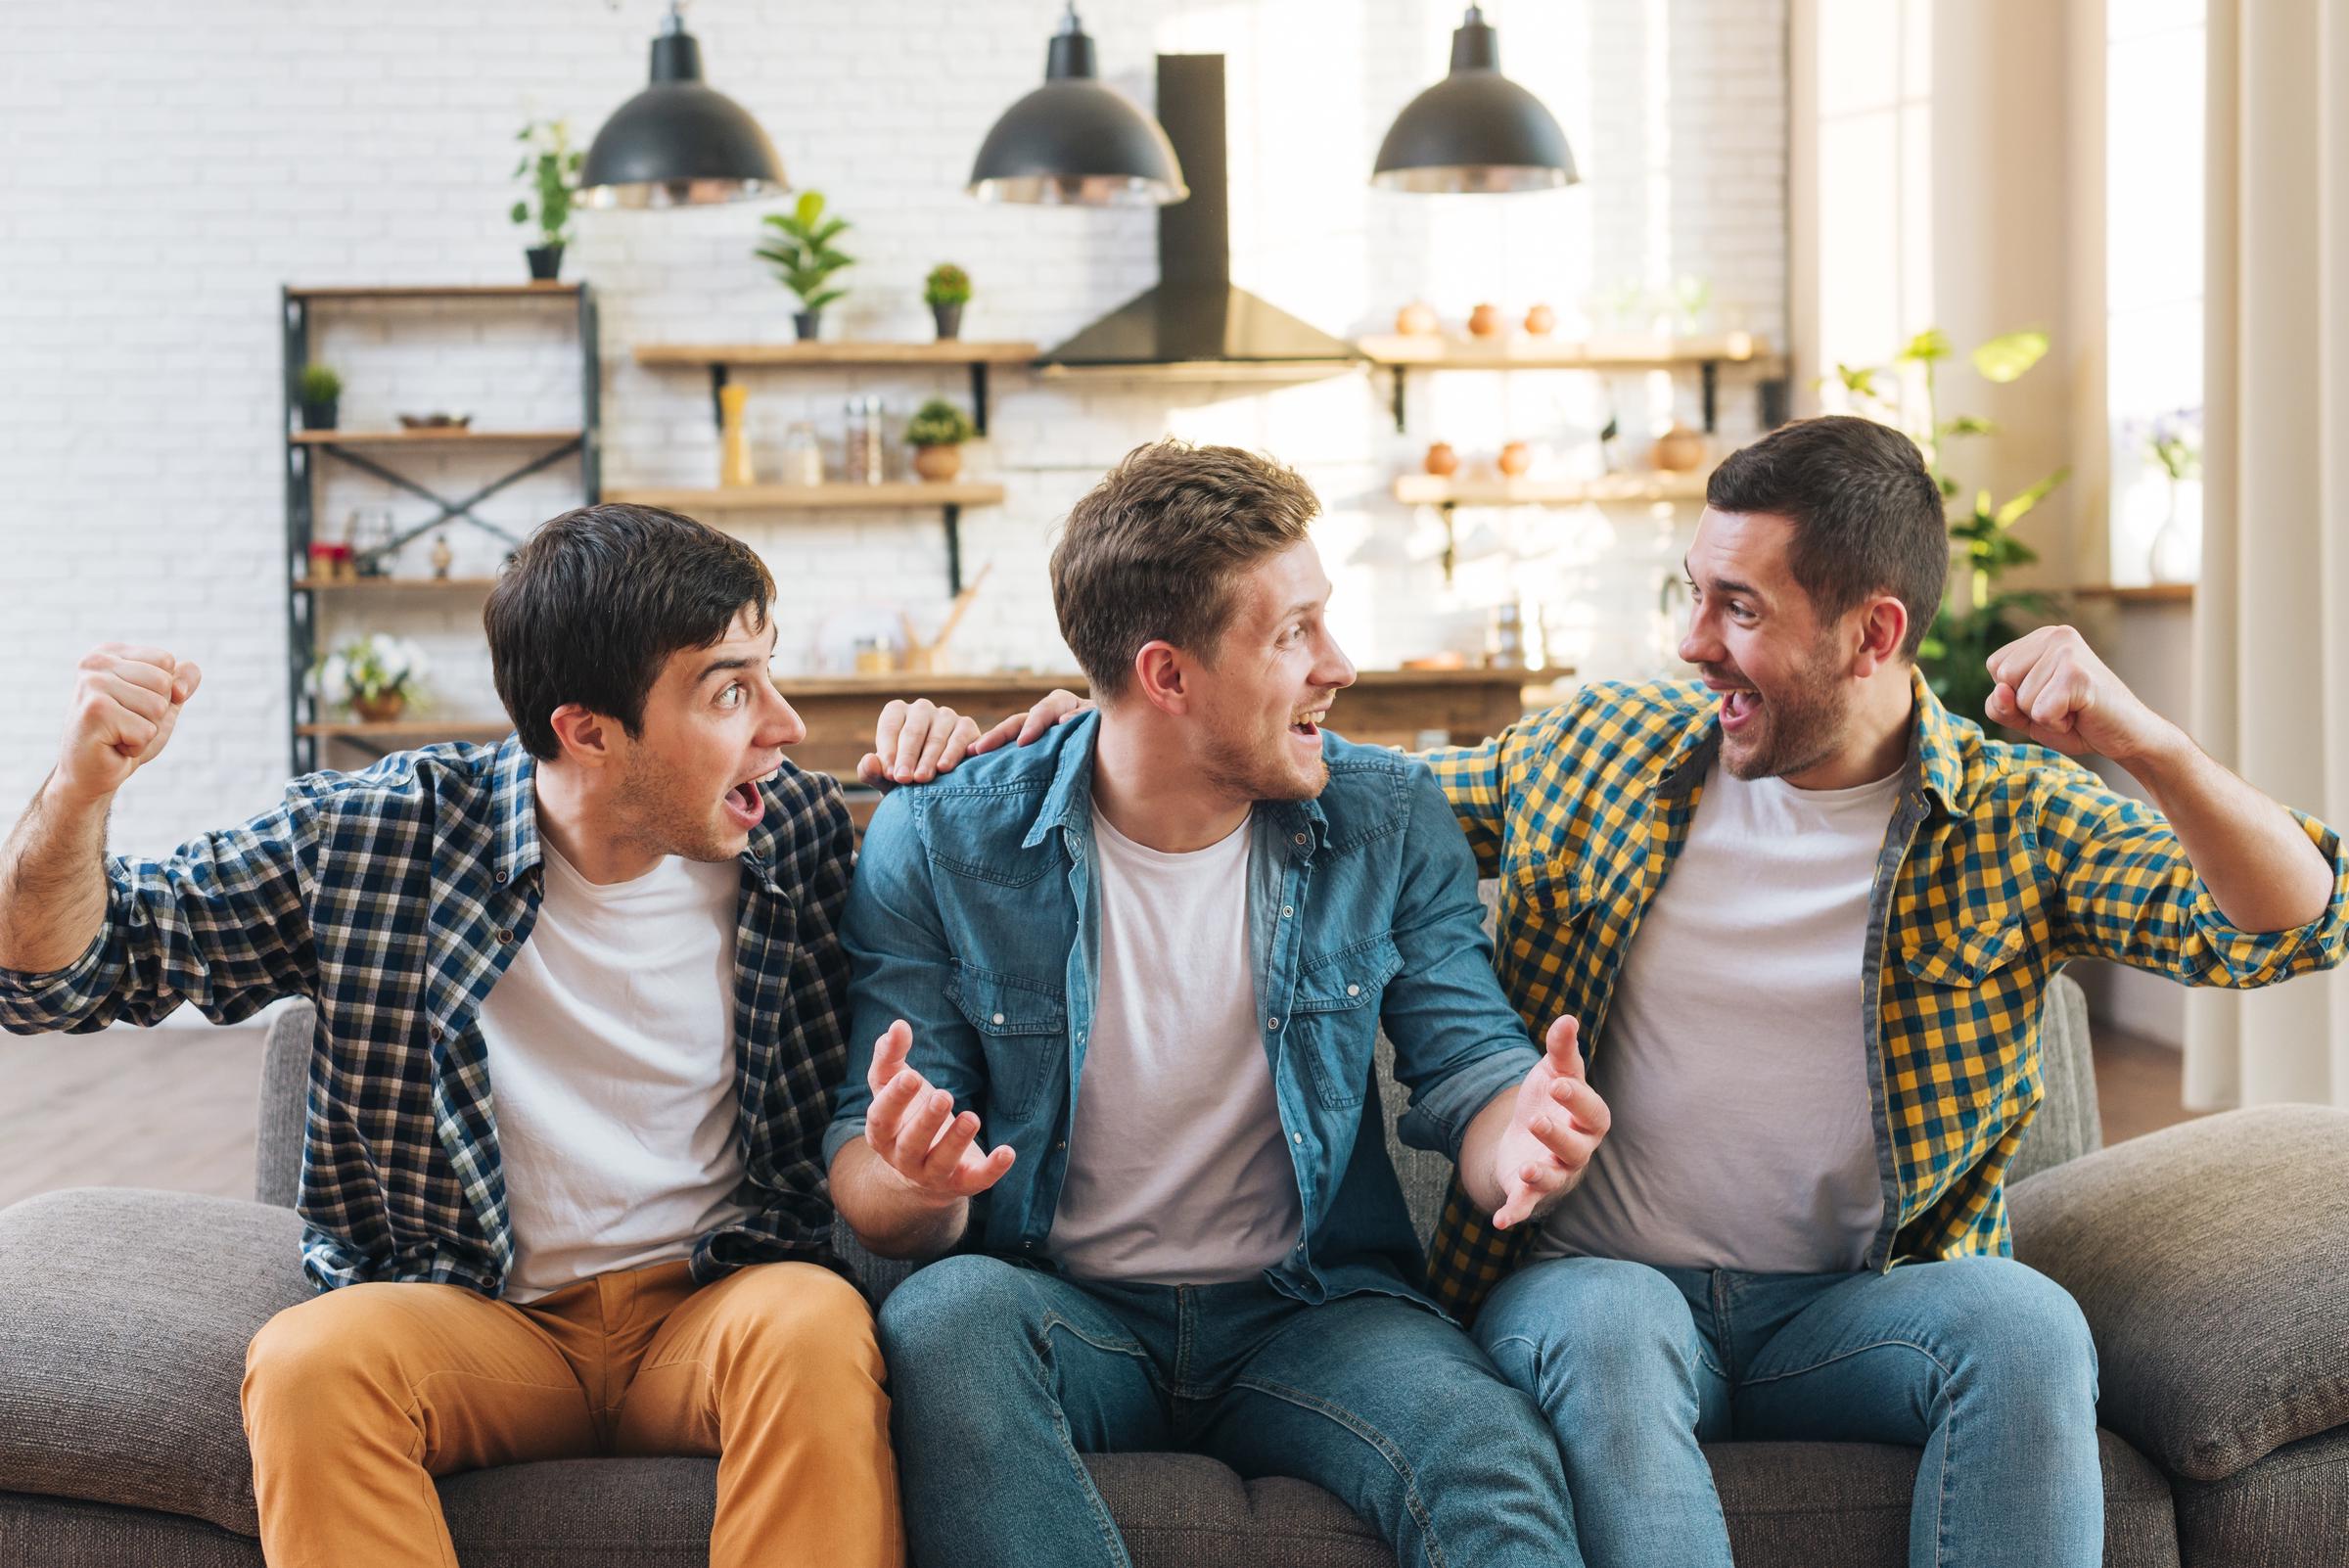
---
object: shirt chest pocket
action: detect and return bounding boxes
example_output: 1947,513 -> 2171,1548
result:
945,964 -> 1067,1122
1286,936 -> 1405,1108
1897,919 -> 2041,1107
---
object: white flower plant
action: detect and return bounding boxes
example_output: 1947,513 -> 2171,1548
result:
310,633 -> 432,713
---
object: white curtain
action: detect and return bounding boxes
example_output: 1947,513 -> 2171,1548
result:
2185,0 -> 2349,1108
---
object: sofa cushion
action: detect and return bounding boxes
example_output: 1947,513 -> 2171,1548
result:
0,1188 -> 309,1536
2009,1104 -> 2349,1482
2172,1424 -> 2349,1568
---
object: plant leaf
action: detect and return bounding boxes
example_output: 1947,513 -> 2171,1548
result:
1993,467 -> 2069,529
1973,330 -> 2050,384
1897,328 -> 1952,363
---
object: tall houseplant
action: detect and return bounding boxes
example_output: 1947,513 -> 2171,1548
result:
756,192 -> 853,340
510,118 -> 582,281
1834,329 -> 2069,727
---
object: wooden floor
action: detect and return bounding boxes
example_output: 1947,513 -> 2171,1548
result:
0,1016 -> 2204,1212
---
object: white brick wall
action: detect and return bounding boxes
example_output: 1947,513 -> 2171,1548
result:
0,0 -> 1785,852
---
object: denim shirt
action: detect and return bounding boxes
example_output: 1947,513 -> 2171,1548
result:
825,712 -> 1541,1314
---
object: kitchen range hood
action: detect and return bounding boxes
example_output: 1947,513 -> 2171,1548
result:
1036,54 -> 1364,379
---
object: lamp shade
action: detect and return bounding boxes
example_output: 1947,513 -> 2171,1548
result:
1372,5 -> 1577,194
968,7 -> 1185,206
580,8 -> 785,209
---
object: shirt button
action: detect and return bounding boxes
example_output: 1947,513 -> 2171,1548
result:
991,1012 -> 1005,1025
1056,1140 -> 1067,1151
1267,1017 -> 1281,1031
1291,1131 -> 1304,1144
1280,904 -> 1294,918
1346,984 -> 1360,996
1292,832 -> 1308,846
1021,1241 -> 1035,1251
496,928 -> 514,945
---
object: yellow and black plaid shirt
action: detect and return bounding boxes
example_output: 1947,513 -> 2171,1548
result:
1420,669 -> 2349,1319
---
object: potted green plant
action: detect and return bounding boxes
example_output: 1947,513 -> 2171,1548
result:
310,633 -> 431,723
755,192 -> 853,340
924,262 -> 971,341
1833,328 -> 2069,726
297,363 -> 343,431
905,397 -> 977,482
510,118 -> 582,282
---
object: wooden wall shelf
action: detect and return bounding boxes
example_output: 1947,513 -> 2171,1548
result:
290,429 -> 582,447
1357,332 -> 1777,370
295,577 -> 500,592
1394,472 -> 1711,508
287,284 -> 580,302
605,482 -> 1005,511
633,342 -> 1037,368
2072,583 -> 2195,605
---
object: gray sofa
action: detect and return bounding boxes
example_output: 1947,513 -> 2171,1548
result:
4,973 -> 2345,1567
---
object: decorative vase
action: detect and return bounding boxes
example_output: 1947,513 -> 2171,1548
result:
2147,480 -> 2203,583
912,443 -> 964,483
1652,422 -> 1707,473
1497,440 -> 1532,477
1423,441 -> 1459,478
300,398 -> 338,431
1396,300 -> 1439,337
525,243 -> 565,282
932,302 -> 963,341
429,533 -> 453,579
793,309 -> 821,342
1467,303 -> 1503,338
1523,302 -> 1556,336
352,692 -> 406,723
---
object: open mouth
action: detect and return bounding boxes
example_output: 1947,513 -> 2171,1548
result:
1289,708 -> 1331,744
722,769 -> 777,830
1704,677 -> 1762,733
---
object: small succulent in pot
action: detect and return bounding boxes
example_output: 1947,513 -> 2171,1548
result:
904,397 -> 977,482
297,363 -> 343,430
924,263 -> 972,340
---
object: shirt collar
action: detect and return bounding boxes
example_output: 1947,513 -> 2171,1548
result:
1017,710 -> 1332,853
1663,666 -> 1967,814
489,735 -> 542,885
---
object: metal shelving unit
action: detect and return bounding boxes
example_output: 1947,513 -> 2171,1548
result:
280,282 -> 600,774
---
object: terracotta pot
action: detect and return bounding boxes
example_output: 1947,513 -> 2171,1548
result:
1423,441 -> 1460,477
1523,302 -> 1556,336
912,443 -> 964,483
352,692 -> 406,723
1395,300 -> 1440,337
1652,422 -> 1707,473
1497,440 -> 1532,477
1467,302 -> 1503,338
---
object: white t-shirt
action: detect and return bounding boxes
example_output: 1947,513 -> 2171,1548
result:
1044,808 -> 1304,1283
475,840 -> 752,1303
1531,761 -> 1902,1274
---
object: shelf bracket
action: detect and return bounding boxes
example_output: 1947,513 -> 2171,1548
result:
1390,367 -> 1409,434
943,504 -> 964,596
970,362 -> 991,437
708,363 -> 730,430
1439,500 -> 1456,585
317,439 -> 577,561
1701,360 -> 1721,434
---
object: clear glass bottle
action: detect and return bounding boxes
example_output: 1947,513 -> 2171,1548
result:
780,421 -> 824,486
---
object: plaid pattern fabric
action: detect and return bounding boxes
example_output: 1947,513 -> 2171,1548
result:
0,738 -> 855,1297
1421,669 -> 2349,1318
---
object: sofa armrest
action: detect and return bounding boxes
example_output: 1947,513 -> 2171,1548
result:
2008,1105 -> 2349,1483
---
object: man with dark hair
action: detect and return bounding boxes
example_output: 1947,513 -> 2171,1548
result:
898,414 -> 2349,1568
0,502 -> 945,1568
829,440 -> 1601,1568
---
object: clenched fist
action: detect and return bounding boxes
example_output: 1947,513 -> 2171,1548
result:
52,644 -> 202,807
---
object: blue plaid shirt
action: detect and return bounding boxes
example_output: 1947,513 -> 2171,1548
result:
0,738 -> 856,1298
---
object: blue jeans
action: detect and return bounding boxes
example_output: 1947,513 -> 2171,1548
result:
1475,1255 -> 2102,1568
879,1255 -> 1578,1568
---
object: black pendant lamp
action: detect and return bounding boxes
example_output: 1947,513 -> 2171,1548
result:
1372,5 -> 1578,194
579,4 -> 785,209
968,6 -> 1187,206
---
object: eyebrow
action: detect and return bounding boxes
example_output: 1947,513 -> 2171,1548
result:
694,625 -> 781,685
1682,556 -> 1763,602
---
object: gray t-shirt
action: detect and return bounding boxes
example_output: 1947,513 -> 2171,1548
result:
1530,762 -> 1900,1273
1044,808 -> 1303,1283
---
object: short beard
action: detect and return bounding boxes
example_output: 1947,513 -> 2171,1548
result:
609,744 -> 739,865
1200,728 -> 1326,805
1719,637 -> 1854,782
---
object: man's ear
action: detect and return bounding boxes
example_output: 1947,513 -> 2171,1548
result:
1132,640 -> 1194,716
1850,595 -> 1911,677
546,703 -> 620,767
